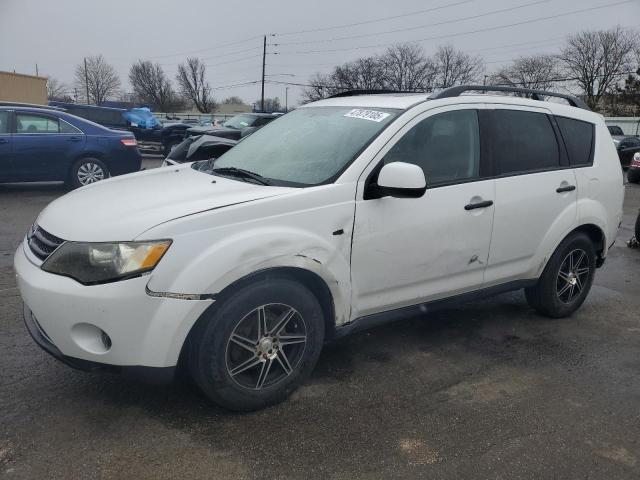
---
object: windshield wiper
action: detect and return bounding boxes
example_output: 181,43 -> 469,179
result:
212,167 -> 271,185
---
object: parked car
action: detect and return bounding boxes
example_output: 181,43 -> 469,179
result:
185,112 -> 278,140
15,86 -> 623,411
607,125 -> 624,136
612,135 -> 640,168
49,102 -> 190,155
628,152 -> 640,183
0,105 -> 141,187
162,134 -> 237,166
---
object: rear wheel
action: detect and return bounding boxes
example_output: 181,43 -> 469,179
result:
189,277 -> 325,411
525,232 -> 596,318
68,157 -> 109,188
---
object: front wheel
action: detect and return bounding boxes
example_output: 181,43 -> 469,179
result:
189,277 -> 325,411
69,157 -> 110,188
525,232 -> 596,318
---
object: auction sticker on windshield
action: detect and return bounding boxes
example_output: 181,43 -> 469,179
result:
344,109 -> 391,122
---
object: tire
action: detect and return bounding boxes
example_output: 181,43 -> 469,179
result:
635,211 -> 640,241
524,232 -> 596,318
189,277 -> 325,411
628,169 -> 640,184
69,157 -> 109,188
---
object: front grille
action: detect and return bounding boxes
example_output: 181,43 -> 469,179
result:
27,225 -> 65,261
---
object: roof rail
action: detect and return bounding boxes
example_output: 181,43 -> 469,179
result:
328,89 -> 424,98
430,85 -> 590,111
0,101 -> 64,110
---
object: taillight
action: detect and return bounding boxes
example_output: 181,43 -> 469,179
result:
632,152 -> 640,168
120,138 -> 137,147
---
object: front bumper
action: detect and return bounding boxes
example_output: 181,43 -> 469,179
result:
23,303 -> 175,384
14,240 -> 212,370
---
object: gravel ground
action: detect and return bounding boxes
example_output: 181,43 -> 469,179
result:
1,163 -> 639,479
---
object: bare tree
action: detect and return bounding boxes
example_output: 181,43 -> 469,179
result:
491,54 -> 561,90
433,44 -> 484,88
301,72 -> 333,103
380,43 -> 437,91
254,97 -> 281,112
222,96 -> 244,104
46,77 -> 70,101
74,55 -> 121,105
332,57 -> 386,91
129,60 -> 174,111
301,58 -> 386,103
558,26 -> 638,110
176,58 -> 215,113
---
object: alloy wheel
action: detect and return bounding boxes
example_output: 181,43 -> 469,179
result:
225,303 -> 307,390
556,248 -> 590,304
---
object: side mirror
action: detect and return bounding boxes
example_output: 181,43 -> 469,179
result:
371,162 -> 427,199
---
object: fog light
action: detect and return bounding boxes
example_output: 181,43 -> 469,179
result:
70,323 -> 112,354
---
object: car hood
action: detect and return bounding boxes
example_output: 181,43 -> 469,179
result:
36,165 -> 295,241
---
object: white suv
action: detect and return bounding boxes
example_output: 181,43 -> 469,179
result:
15,86 -> 624,411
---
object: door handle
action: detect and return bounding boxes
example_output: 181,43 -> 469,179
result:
0,138 -> 7,144
66,137 -> 81,142
464,200 -> 493,210
556,185 -> 576,193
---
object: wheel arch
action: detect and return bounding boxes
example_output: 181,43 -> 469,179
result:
178,266 -> 338,370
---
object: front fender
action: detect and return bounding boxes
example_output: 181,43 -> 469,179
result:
147,225 -> 353,326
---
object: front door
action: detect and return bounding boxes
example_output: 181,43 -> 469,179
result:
351,106 -> 495,318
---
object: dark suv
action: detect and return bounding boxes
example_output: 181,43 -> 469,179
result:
0,105 -> 141,187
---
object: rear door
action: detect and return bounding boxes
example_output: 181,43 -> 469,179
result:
0,110 -> 12,180
484,107 -> 577,285
12,112 -> 86,181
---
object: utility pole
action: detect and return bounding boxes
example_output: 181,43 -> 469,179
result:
483,74 -> 488,86
285,87 -> 289,112
84,57 -> 90,105
261,35 -> 266,111
35,64 -> 38,76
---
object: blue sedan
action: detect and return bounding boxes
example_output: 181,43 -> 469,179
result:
0,105 -> 141,188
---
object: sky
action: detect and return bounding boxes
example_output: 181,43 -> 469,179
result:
0,0 -> 638,108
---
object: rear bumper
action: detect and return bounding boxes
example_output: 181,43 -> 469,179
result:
23,303 -> 175,384
108,148 -> 142,176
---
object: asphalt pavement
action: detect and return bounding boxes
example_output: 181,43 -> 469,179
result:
1,163 -> 639,479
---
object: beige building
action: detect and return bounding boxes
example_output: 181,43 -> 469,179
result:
0,71 -> 47,105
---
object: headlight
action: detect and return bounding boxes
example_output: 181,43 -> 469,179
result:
41,240 -> 171,285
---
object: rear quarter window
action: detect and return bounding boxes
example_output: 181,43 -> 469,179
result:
491,109 -> 560,175
555,116 -> 594,167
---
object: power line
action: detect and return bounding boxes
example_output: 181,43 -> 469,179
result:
273,0 -> 550,47
276,0 -> 636,55
144,35 -> 264,60
274,0 -> 475,37
161,47 -> 261,66
161,54 -> 262,69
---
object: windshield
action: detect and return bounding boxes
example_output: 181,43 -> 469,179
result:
223,114 -> 258,129
195,106 -> 398,186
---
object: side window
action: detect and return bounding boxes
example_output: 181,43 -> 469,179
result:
16,113 -> 59,134
491,110 -> 560,175
555,116 -> 594,167
59,119 -> 82,134
0,111 -> 9,134
385,109 -> 480,185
